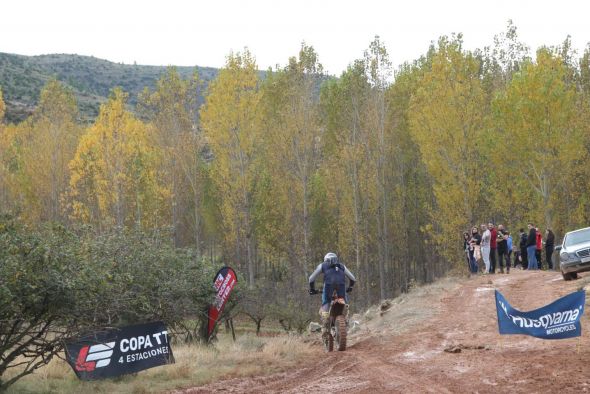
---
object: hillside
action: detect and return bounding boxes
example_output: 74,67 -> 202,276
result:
0,52 -> 219,123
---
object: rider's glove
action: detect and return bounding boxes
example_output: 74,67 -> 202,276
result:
309,288 -> 319,295
346,287 -> 353,293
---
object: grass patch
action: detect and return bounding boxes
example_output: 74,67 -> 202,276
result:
5,333 -> 314,394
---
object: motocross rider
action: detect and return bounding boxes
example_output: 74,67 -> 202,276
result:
308,252 -> 356,321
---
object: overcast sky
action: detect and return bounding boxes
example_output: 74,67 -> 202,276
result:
1,0 -> 589,75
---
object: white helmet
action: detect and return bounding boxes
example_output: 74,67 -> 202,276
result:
324,252 -> 338,265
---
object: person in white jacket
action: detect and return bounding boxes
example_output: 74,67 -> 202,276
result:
480,224 -> 491,274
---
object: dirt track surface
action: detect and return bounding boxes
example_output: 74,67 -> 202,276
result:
183,270 -> 590,393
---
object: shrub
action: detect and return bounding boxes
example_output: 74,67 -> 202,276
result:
0,215 -> 215,391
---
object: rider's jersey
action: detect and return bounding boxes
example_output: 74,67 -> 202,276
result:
309,261 -> 356,286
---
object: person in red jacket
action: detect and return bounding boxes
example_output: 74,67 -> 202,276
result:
535,227 -> 543,269
488,223 -> 498,274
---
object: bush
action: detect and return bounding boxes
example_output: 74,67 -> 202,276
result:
0,215 -> 215,391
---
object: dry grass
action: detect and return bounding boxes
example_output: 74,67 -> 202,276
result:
5,334 -> 314,394
353,276 -> 461,337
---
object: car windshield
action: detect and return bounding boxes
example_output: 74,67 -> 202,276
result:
565,228 -> 590,247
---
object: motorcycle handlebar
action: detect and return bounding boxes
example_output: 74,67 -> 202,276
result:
309,288 -> 353,295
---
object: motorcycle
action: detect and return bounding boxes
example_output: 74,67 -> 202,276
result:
312,289 -> 349,352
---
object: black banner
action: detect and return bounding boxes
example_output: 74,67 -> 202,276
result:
65,321 -> 174,380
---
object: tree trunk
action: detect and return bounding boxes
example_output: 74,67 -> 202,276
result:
171,157 -> 180,247
193,184 -> 201,257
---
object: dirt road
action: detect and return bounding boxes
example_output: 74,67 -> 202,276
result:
183,270 -> 590,393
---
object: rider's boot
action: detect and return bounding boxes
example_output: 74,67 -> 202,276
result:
319,307 -> 330,340
345,304 -> 350,326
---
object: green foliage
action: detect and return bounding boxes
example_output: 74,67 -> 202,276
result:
0,53 -> 218,123
0,214 -> 214,391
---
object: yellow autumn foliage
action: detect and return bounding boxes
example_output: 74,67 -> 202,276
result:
69,88 -> 166,230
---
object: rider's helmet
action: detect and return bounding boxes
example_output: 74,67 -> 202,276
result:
324,252 -> 338,265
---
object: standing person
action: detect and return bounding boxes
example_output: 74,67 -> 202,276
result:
506,231 -> 513,273
481,224 -> 491,275
489,223 -> 498,274
535,227 -> 543,270
513,238 -> 521,269
526,223 -> 538,270
496,224 -> 509,273
469,227 -> 482,275
519,228 -> 528,270
463,232 -> 471,273
545,229 -> 555,270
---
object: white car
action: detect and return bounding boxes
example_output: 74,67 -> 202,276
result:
559,227 -> 590,280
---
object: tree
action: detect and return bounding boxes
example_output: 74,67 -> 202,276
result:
0,89 -> 9,212
139,68 -> 206,251
0,218 -> 81,391
260,44 -> 325,280
16,80 -> 81,224
240,286 -> 273,335
481,19 -> 530,93
409,36 -> 488,262
200,50 -> 262,288
321,59 -> 374,301
365,36 -> 393,300
69,88 -> 166,230
492,48 -> 582,231
563,46 -> 590,228
0,89 -> 4,122
386,59 -> 438,291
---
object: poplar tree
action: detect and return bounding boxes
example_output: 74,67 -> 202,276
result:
200,50 -> 261,288
409,36 -> 488,261
321,60 -> 373,300
139,68 -> 205,250
493,49 -> 582,230
0,89 -> 8,211
365,37 -> 393,300
260,44 -> 324,278
19,80 -> 81,223
69,88 -> 165,230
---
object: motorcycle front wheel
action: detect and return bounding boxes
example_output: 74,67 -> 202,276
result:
323,330 -> 334,352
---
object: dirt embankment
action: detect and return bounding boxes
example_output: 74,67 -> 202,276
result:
181,271 -> 590,393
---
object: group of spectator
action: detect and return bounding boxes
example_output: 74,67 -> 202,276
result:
463,222 -> 555,275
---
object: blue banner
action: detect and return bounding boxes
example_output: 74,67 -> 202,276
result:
495,290 -> 585,339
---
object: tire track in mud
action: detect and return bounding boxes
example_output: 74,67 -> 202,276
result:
181,271 -> 590,393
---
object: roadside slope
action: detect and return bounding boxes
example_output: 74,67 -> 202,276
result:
182,271 -> 590,393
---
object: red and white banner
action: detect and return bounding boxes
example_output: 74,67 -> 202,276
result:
207,266 -> 238,338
